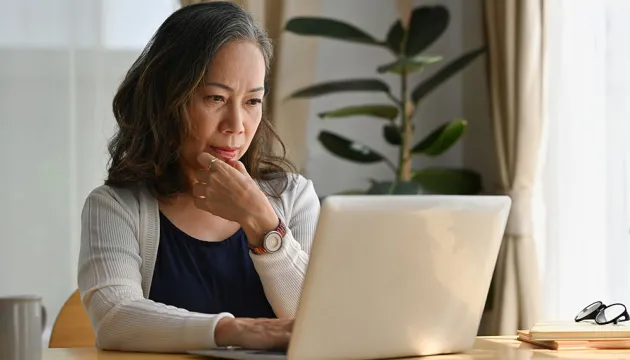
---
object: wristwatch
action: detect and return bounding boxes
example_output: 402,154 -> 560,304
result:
251,218 -> 287,255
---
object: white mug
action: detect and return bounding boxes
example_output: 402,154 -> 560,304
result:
0,295 -> 46,360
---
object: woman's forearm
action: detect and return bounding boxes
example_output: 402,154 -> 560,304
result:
250,231 -> 309,318
83,288 -> 233,353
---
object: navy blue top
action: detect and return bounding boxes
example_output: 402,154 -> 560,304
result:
148,212 -> 276,318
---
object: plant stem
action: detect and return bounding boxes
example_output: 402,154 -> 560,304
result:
398,67 -> 412,182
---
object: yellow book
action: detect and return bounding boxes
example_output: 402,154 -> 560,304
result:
518,330 -> 630,350
529,320 -> 630,341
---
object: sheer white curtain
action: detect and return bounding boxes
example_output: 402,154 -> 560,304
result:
0,0 -> 177,337
542,0 -> 630,320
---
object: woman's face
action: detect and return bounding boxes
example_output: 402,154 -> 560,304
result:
181,40 -> 266,175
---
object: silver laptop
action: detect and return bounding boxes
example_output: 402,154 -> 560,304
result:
190,195 -> 511,360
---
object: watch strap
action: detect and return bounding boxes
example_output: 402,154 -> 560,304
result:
251,218 -> 286,255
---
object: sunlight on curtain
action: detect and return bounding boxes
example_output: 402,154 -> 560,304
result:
542,0 -> 630,320
0,0 -> 177,333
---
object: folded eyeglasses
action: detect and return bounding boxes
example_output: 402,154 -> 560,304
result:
575,301 -> 630,325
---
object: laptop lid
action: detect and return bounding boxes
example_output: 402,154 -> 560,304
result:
287,195 -> 511,360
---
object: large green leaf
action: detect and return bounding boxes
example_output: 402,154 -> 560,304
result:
285,17 -> 381,46
318,104 -> 398,120
385,20 -> 405,54
405,6 -> 449,56
412,47 -> 486,103
412,167 -> 482,194
367,181 -> 423,195
318,131 -> 384,163
383,124 -> 402,145
288,79 -> 390,99
411,119 -> 467,156
377,55 -> 443,74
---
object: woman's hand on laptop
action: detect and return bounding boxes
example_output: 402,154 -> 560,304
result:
214,317 -> 293,350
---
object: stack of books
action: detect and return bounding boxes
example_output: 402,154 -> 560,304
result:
517,320 -> 630,350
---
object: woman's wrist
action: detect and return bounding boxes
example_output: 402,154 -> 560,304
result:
241,207 -> 279,248
215,317 -> 241,347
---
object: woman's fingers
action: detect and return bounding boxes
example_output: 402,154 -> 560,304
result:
225,318 -> 294,350
193,196 -> 209,212
196,152 -> 217,170
196,152 -> 232,173
272,334 -> 290,350
192,182 -> 206,198
194,169 -> 210,183
268,319 -> 292,349
194,168 -> 228,189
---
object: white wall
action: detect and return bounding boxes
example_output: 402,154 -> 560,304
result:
305,0 -> 494,196
0,0 -> 176,336
0,49 -> 140,334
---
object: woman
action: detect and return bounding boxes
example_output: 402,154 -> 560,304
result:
77,1 -> 319,353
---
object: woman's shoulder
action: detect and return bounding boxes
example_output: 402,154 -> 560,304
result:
257,172 -> 320,221
83,183 -> 152,218
258,172 -> 317,202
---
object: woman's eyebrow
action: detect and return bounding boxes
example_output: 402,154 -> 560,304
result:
204,82 -> 264,93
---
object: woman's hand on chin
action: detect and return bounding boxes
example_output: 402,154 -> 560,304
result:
192,152 -> 279,247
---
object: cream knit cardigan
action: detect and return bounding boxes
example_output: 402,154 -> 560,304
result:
77,174 -> 320,353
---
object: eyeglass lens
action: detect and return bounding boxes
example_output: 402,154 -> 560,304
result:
576,301 -> 603,321
596,304 -> 627,324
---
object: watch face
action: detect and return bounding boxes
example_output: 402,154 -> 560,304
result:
264,232 -> 283,252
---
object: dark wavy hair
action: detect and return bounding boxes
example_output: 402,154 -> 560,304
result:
105,1 -> 295,200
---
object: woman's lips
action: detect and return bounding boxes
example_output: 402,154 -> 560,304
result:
209,146 -> 239,160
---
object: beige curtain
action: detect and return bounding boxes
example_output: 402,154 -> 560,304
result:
482,0 -> 544,335
179,0 -> 321,174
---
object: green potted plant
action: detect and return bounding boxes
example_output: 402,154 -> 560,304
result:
285,5 -> 485,195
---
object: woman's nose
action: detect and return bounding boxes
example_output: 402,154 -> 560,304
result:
221,107 -> 245,134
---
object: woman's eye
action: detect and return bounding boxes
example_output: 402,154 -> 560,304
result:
205,95 -> 224,102
247,98 -> 262,106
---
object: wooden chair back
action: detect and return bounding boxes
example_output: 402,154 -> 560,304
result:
48,289 -> 95,348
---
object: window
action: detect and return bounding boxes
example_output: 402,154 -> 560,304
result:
0,0 -> 178,49
0,0 -> 179,328
542,0 -> 630,320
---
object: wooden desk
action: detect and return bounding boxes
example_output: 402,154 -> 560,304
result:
42,336 -> 630,359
